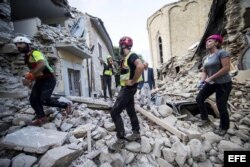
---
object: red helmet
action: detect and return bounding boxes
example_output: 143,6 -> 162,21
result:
119,36 -> 133,49
206,34 -> 223,43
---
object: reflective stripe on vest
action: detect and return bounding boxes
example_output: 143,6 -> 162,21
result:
30,50 -> 54,73
27,50 -> 54,79
104,69 -> 112,76
120,52 -> 143,86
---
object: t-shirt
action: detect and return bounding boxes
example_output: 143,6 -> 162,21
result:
127,53 -> 139,80
202,49 -> 231,84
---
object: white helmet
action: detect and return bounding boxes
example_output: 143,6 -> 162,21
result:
13,36 -> 31,44
106,55 -> 112,60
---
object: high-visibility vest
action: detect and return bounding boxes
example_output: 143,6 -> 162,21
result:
120,52 -> 143,86
104,67 -> 112,76
26,50 -> 54,78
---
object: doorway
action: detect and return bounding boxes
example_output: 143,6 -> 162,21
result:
68,69 -> 81,96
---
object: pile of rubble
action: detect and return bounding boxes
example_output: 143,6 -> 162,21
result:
0,2 -> 250,167
0,67 -> 249,167
0,32 -> 250,167
0,8 -> 91,100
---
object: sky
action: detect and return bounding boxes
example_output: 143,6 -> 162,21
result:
68,0 -> 179,66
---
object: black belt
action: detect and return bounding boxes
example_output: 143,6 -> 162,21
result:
144,81 -> 148,83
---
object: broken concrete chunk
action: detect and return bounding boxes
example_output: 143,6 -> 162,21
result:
217,140 -> 244,153
188,139 -> 206,162
158,105 -> 173,117
162,147 -> 176,163
11,153 -> 37,167
125,142 -> 141,153
141,136 -> 152,153
72,123 -> 95,138
0,158 -> 11,167
171,141 -> 188,167
163,115 -> 177,126
39,145 -> 82,167
1,126 -> 68,154
157,157 -> 173,167
178,127 -> 201,140
201,132 -> 222,144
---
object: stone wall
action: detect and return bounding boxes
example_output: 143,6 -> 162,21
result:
0,1 -> 13,33
224,0 -> 249,65
147,0 -> 212,68
0,1 -> 30,110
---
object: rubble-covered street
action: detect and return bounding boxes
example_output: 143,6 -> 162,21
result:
1,0 -> 250,167
0,72 -> 249,167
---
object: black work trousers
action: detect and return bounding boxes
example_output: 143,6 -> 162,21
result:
110,86 -> 139,139
30,76 -> 68,118
103,75 -> 112,99
196,81 -> 232,130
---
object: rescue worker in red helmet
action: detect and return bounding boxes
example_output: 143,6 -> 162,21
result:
109,36 -> 144,152
196,34 -> 232,136
13,36 -> 72,126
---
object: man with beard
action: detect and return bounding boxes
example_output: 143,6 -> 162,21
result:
13,36 -> 72,126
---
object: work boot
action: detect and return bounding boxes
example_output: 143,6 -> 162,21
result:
126,132 -> 141,142
108,138 -> 126,153
213,127 -> 227,136
30,116 -> 48,126
197,119 -> 210,127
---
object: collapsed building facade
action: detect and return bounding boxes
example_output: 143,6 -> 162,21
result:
0,0 -> 249,167
147,0 -> 213,68
0,0 -> 114,99
147,0 -> 250,77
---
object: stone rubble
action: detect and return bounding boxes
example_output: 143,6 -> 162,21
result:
1,83 -> 249,167
0,1 -> 250,167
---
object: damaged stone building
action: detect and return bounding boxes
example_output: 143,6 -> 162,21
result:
0,0 -> 250,167
0,0 -> 114,99
147,0 -> 213,68
147,0 -> 250,78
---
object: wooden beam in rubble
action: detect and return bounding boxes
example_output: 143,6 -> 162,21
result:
135,105 -> 189,142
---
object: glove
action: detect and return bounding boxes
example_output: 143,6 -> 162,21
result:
198,81 -> 205,89
22,78 -> 33,88
24,72 -> 35,81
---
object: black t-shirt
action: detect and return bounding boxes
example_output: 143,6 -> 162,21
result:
127,53 -> 139,80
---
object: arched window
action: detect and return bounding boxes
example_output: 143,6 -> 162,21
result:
158,37 -> 163,64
